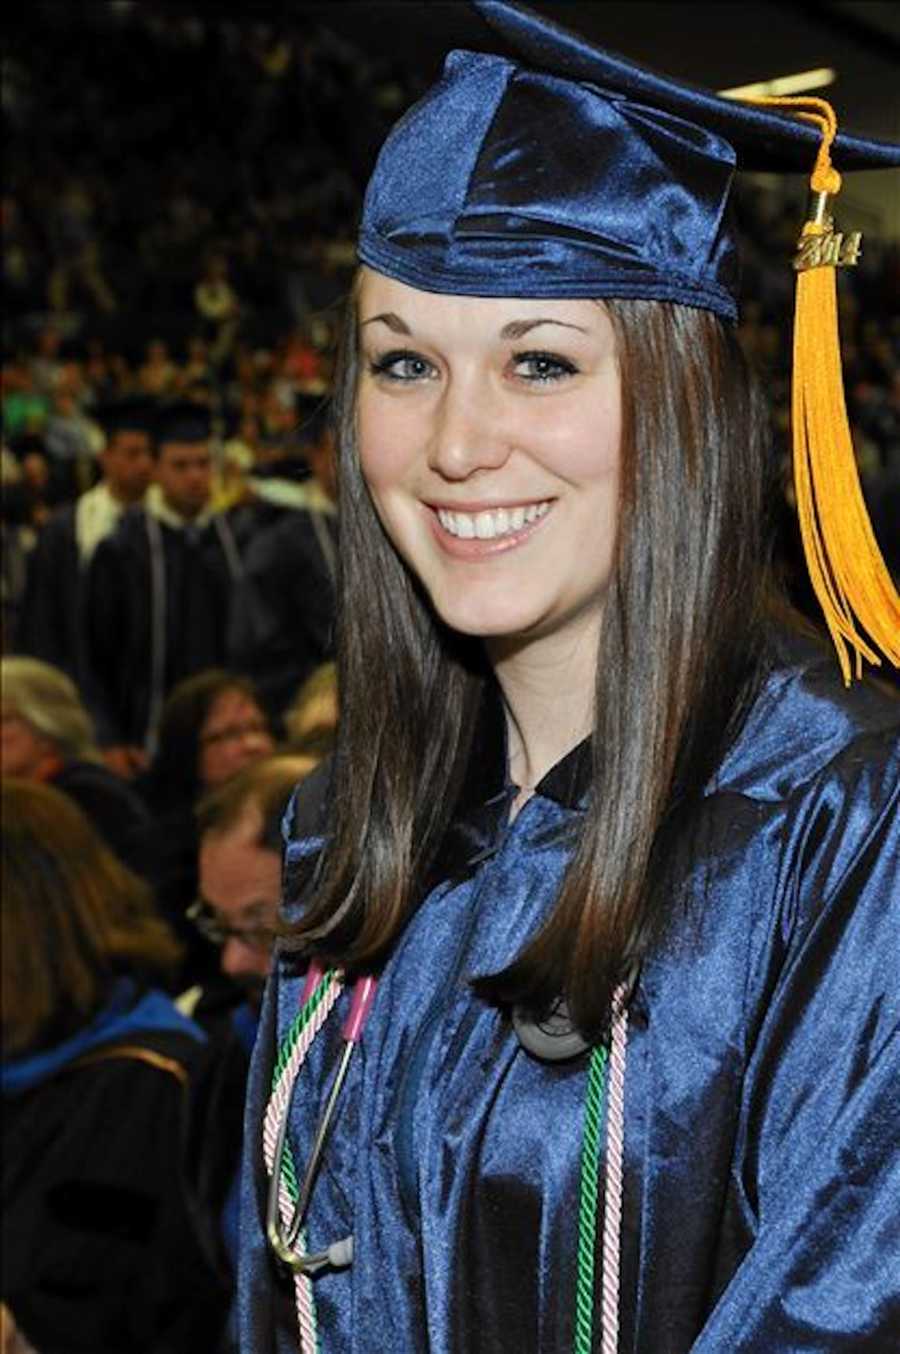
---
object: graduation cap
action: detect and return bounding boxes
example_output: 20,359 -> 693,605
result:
358,0 -> 900,680
154,401 -> 212,449
95,398 -> 157,444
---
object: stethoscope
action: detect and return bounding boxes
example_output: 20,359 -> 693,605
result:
266,963 -> 377,1273
266,959 -> 637,1274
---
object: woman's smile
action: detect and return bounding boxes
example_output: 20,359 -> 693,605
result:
429,498 -> 554,554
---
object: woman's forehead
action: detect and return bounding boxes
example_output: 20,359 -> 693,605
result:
357,268 -> 606,337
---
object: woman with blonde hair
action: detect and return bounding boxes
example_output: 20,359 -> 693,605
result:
1,656 -> 149,874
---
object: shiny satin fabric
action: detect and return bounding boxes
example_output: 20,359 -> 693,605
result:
470,1 -> 900,172
358,49 -> 740,320
239,637 -> 900,1352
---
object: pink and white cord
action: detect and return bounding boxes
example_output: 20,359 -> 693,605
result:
600,983 -> 630,1354
263,969 -> 344,1354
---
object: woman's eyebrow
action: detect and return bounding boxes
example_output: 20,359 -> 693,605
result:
359,314 -> 590,338
360,312 -> 411,333
499,318 -> 589,339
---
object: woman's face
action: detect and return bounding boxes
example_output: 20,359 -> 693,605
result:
198,689 -> 274,789
356,269 -> 622,652
0,709 -> 56,780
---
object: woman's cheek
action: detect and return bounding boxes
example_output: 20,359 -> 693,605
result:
358,401 -> 418,492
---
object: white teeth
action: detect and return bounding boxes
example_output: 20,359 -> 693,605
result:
436,501 -> 552,540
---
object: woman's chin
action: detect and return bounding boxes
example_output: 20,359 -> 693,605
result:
428,593 -> 550,644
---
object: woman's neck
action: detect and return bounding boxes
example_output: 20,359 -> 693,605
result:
487,620 -> 599,795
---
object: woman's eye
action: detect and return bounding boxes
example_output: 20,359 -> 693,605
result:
512,350 -> 578,383
367,350 -> 436,382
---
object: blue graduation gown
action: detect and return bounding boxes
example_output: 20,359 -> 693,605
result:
239,636 -> 900,1352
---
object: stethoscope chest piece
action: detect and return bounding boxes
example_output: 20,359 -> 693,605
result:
513,964 -> 640,1062
512,1000 -> 590,1061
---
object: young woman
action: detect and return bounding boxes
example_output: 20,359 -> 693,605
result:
240,6 -> 900,1351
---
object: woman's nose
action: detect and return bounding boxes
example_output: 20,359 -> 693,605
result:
426,377 -> 512,481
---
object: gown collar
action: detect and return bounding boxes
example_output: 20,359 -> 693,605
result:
424,680 -> 591,889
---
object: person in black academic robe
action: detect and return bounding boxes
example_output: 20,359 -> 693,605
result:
2,999 -> 230,1353
83,406 -> 242,757
18,401 -> 155,691
228,398 -> 338,724
48,757 -> 152,881
228,505 -> 337,724
17,499 -> 83,680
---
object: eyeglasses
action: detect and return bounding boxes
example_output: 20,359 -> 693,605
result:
199,717 -> 270,748
187,899 -> 276,951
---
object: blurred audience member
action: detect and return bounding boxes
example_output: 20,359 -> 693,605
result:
179,335 -> 213,401
46,177 -> 117,314
1,781 -> 228,1353
136,338 -> 178,399
41,387 -> 99,491
1,194 -> 40,320
184,753 -> 318,1339
1,358 -> 49,445
9,438 -> 52,526
1,453 -> 36,653
84,404 -> 243,766
211,437 -> 255,514
229,396 -> 337,720
19,399 -> 155,685
139,670 -> 274,985
194,753 -> 318,1015
0,658 -> 150,877
194,253 -> 241,368
26,328 -> 64,403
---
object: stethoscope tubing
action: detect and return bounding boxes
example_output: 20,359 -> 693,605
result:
267,968 -> 377,1273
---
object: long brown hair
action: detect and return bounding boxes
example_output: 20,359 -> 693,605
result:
1,780 -> 182,1055
287,294 -> 773,1039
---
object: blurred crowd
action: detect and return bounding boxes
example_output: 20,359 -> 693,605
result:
1,5 -> 898,1352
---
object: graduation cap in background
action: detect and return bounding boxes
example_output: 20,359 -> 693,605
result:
94,398 -> 157,445
357,0 -> 900,681
153,401 -> 212,449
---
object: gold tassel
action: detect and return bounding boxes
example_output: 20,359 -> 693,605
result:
745,96 -> 900,683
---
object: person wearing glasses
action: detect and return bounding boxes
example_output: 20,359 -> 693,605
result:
183,754 -> 320,1347
194,754 -> 319,1013
138,670 -> 275,988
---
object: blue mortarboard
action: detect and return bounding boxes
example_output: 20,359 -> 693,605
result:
359,0 -> 898,321
358,0 -> 900,678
